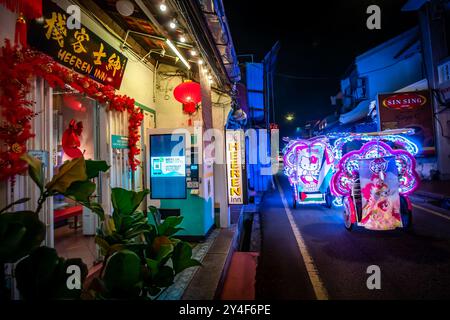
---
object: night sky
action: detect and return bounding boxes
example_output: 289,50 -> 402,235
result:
224,0 -> 418,138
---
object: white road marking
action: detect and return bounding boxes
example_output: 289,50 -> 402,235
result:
412,203 -> 450,222
275,176 -> 329,300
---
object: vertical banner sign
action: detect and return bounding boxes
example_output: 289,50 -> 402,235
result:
359,157 -> 402,231
226,130 -> 244,205
28,0 -> 127,89
377,90 -> 435,155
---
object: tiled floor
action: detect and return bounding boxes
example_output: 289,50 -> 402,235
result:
54,224 -> 97,269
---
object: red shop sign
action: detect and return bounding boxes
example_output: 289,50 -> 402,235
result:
382,93 -> 427,110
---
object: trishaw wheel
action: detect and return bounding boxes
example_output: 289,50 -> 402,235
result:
343,208 -> 353,231
325,191 -> 333,209
293,190 -> 297,209
401,210 -> 412,230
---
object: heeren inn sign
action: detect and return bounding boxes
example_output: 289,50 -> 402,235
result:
225,130 -> 245,205
28,0 -> 127,89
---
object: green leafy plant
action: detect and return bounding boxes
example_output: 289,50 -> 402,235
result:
87,188 -> 201,300
15,247 -> 88,300
1,154 -> 200,301
0,154 -> 109,300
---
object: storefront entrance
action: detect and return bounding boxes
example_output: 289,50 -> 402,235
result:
52,90 -> 100,268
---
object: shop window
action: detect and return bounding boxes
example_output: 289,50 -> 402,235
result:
351,77 -> 368,102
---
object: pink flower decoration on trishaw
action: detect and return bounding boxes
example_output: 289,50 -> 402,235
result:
331,140 -> 419,197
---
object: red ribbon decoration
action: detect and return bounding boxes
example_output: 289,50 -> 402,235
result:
62,119 -> 83,158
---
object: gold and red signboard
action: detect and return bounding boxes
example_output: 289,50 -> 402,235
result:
28,0 -> 127,90
377,90 -> 435,155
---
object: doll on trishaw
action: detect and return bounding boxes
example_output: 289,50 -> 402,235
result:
330,129 -> 420,231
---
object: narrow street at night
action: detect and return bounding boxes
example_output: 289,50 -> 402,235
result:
257,172 -> 450,300
2,0 -> 450,316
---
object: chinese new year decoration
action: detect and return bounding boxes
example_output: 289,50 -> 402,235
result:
62,119 -> 83,158
173,80 -> 201,114
0,0 -> 43,48
0,39 -> 143,182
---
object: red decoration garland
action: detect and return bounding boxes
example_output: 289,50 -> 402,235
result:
0,0 -> 43,20
0,40 -> 143,181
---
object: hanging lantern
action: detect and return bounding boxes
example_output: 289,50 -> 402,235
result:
173,80 -> 201,114
63,94 -> 86,112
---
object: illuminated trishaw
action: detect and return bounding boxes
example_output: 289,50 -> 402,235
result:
330,129 -> 420,231
283,136 -> 335,208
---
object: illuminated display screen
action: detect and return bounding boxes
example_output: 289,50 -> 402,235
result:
150,134 -> 186,199
151,156 -> 186,177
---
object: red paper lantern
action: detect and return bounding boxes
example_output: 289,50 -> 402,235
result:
173,80 -> 201,114
63,94 -> 86,112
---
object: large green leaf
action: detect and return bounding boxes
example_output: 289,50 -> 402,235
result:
0,211 -> 46,263
154,244 -> 173,266
46,157 -> 87,194
144,258 -> 174,289
152,265 -> 175,288
15,247 -> 87,300
85,160 -> 110,179
21,153 -> 44,191
64,180 -> 96,202
172,242 -> 202,274
158,216 -> 184,236
102,249 -> 143,298
111,188 -> 149,216
15,247 -> 61,299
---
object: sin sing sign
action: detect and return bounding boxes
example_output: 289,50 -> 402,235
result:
225,130 -> 246,205
28,0 -> 127,90
377,90 -> 435,155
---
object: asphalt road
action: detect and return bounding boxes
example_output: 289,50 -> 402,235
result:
255,173 -> 450,300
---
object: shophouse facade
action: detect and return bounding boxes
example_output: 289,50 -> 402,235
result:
0,0 -> 239,280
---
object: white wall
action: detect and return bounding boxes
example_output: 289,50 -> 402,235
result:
211,90 -> 231,129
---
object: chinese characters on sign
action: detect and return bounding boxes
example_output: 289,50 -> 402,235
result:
28,0 -> 127,89
377,90 -> 435,156
226,130 -> 245,205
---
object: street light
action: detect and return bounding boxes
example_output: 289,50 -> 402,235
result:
285,113 -> 295,122
159,3 -> 167,12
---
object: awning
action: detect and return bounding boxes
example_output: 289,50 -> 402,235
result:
395,78 -> 428,92
339,100 -> 371,125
